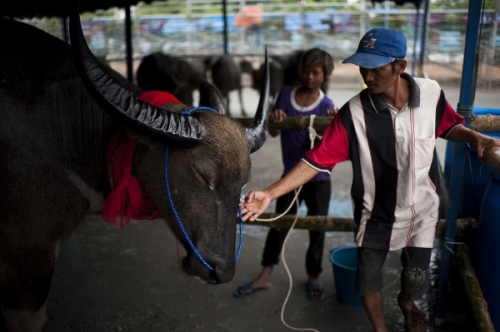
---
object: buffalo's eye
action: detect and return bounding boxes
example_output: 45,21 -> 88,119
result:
193,165 -> 215,191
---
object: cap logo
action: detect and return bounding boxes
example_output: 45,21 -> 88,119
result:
363,38 -> 377,49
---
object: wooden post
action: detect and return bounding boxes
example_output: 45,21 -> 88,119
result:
237,115 -> 500,132
470,114 -> 500,132
483,146 -> 500,176
455,244 -> 495,331
245,214 -> 476,238
237,114 -> 500,175
237,116 -> 334,131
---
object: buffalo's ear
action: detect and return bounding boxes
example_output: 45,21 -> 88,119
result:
198,81 -> 226,115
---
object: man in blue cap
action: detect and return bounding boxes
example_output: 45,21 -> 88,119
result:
238,28 -> 500,331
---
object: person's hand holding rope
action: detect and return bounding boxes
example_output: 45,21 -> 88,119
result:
240,190 -> 272,222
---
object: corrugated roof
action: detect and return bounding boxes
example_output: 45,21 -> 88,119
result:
0,0 -> 156,19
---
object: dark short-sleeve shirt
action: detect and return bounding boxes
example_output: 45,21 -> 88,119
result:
274,86 -> 334,182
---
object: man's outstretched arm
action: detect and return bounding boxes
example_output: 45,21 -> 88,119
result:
240,161 -> 319,221
446,125 -> 500,160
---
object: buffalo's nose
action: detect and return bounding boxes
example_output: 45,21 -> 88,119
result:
211,265 -> 235,284
183,255 -> 235,284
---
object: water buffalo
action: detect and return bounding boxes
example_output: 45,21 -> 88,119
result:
0,9 -> 269,332
136,52 -> 206,105
205,55 -> 246,117
240,57 -> 285,103
240,50 -> 330,107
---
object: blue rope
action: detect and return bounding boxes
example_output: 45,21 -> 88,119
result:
181,106 -> 218,115
164,146 -> 214,270
163,142 -> 244,270
236,206 -> 243,262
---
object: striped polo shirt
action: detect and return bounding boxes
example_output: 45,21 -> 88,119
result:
303,74 -> 464,250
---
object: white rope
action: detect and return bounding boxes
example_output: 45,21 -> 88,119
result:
250,115 -> 321,332
308,114 -> 321,150
255,187 -> 302,222
444,241 -> 468,255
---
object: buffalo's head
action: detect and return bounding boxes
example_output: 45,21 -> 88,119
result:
70,7 -> 269,284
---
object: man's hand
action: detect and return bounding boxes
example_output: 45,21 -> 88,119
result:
474,135 -> 500,161
239,190 -> 272,222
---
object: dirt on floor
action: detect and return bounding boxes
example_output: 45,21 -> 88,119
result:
45,136 -> 470,332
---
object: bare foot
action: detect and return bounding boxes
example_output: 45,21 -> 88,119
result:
397,292 -> 427,332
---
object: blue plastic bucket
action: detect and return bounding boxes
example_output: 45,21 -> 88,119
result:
329,246 -> 363,307
444,107 -> 500,219
475,171 -> 500,330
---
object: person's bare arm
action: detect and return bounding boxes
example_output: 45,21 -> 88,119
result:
240,161 -> 319,221
446,124 -> 500,160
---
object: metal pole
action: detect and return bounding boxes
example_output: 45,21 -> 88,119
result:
412,8 -> 420,76
186,0 -> 191,54
300,0 -> 305,49
62,16 -> 70,43
384,1 -> 389,29
418,0 -> 430,77
489,0 -> 500,90
124,5 -> 133,82
360,0 -> 367,88
222,0 -> 229,54
435,0 -> 483,324
360,0 -> 366,38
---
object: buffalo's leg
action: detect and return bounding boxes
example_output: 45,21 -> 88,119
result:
225,96 -> 231,117
0,166 -> 86,332
0,242 -> 58,332
238,87 -> 246,116
1,303 -> 47,332
0,220 -> 58,332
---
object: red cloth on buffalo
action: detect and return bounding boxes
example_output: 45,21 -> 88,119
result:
101,90 -> 181,228
137,90 -> 181,106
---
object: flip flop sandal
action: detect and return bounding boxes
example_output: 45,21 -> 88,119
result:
233,283 -> 269,298
306,283 -> 325,300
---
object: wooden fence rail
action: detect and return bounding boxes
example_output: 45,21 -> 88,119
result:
237,114 -> 500,132
246,214 -> 476,238
237,115 -> 500,175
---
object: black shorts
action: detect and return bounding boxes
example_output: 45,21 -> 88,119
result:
355,247 -> 432,299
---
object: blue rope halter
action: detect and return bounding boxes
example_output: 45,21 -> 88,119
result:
164,106 -> 243,271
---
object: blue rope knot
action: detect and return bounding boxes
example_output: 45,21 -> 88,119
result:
163,103 -> 244,271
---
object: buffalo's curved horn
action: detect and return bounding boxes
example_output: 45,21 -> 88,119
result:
69,4 -> 204,144
246,47 -> 270,153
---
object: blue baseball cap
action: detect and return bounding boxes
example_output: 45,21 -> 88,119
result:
342,28 -> 407,69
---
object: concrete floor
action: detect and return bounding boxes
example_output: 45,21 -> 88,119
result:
45,78 -> 499,331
